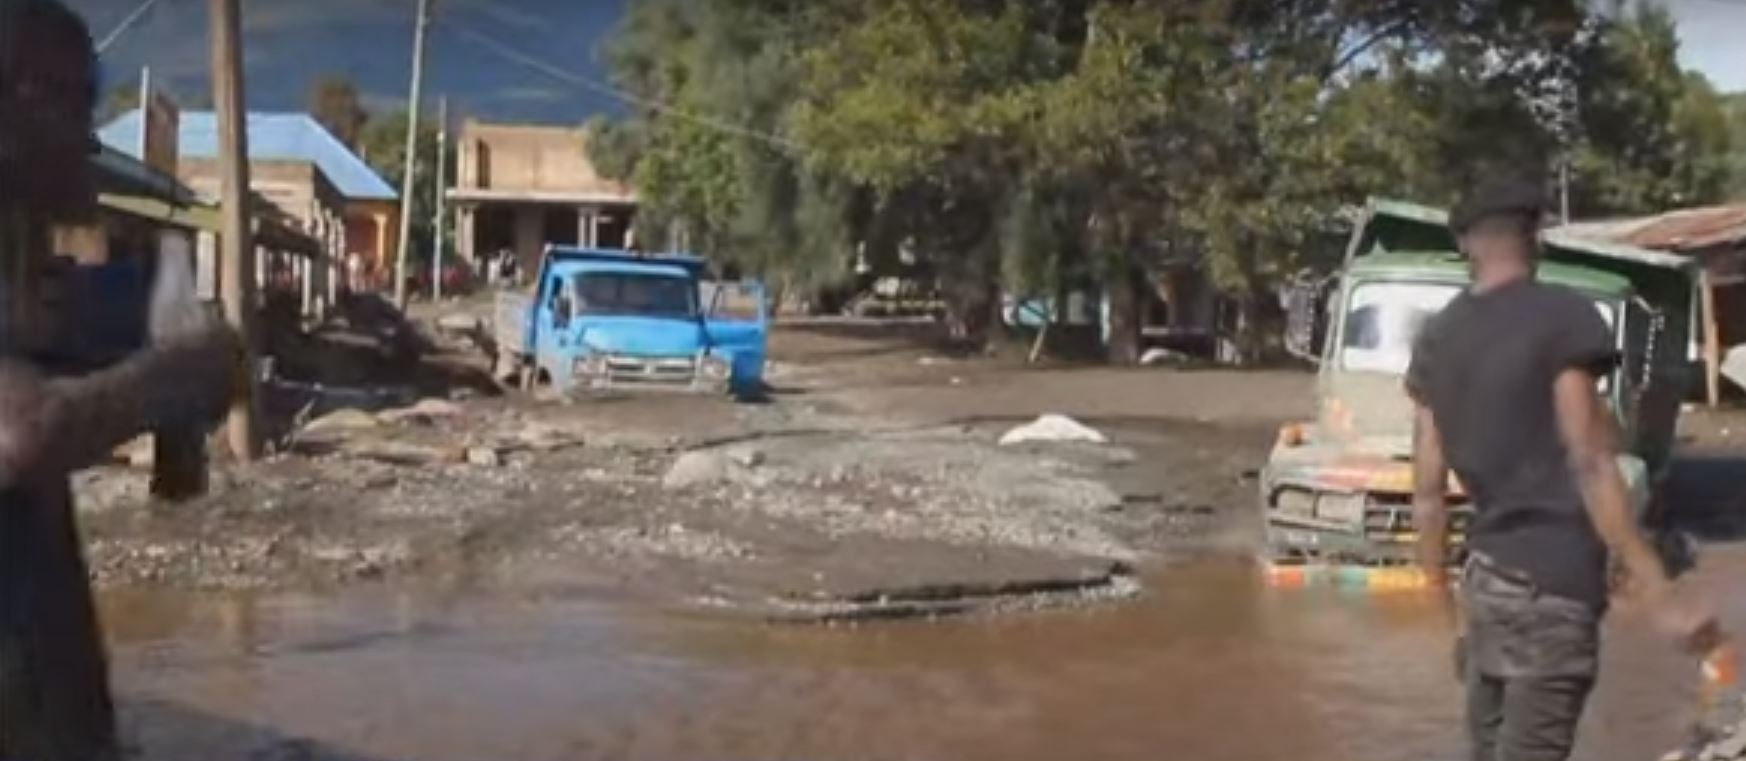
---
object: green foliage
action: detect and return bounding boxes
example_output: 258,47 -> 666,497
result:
1571,4 -> 1730,215
358,108 -> 453,263
597,0 -> 1740,354
1726,92 -> 1746,199
307,74 -> 368,149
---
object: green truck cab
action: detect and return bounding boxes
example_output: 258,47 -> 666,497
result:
1262,199 -> 1696,566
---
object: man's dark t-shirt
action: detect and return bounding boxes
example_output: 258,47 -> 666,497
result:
1405,279 -> 1619,606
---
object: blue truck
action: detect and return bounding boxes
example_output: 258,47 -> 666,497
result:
493,246 -> 768,398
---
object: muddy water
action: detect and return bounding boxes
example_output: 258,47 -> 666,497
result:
103,555 -> 1733,761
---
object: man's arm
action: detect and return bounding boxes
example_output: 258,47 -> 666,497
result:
1410,406 -> 1452,586
1551,367 -> 1671,601
1412,401 -> 1452,588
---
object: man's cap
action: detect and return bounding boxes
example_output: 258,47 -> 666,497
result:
1450,177 -> 1550,234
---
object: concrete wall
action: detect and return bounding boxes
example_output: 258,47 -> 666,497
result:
179,157 -> 344,310
178,157 -> 345,232
457,121 -> 631,198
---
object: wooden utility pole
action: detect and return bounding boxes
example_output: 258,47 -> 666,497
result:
431,95 -> 448,301
210,0 -> 261,461
393,0 -> 432,308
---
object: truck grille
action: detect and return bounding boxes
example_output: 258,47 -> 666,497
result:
602,355 -> 697,386
1362,493 -> 1473,543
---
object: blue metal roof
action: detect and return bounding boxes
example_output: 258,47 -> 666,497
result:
98,110 -> 398,201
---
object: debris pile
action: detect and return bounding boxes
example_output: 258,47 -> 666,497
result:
1665,695 -> 1746,761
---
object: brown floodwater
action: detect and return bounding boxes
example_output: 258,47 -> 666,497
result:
103,553 -> 1742,761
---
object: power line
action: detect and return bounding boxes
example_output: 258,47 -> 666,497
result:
95,0 -> 165,55
439,18 -> 800,152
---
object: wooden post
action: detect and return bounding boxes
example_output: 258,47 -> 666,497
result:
393,0 -> 431,308
211,0 -> 261,461
150,229 -> 208,499
1702,268 -> 1722,408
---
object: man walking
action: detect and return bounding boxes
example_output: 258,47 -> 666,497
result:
1407,178 -> 1716,761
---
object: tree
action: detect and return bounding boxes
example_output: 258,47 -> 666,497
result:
1726,92 -> 1746,199
1571,4 -> 1730,215
308,73 -> 367,148
358,109 -> 452,266
599,0 -> 1729,363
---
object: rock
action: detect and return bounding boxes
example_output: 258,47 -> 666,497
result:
341,439 -> 460,466
516,422 -> 579,451
663,450 -> 730,489
998,414 -> 1108,446
377,397 -> 465,425
436,312 -> 482,334
303,407 -> 382,434
115,434 -> 154,468
466,446 -> 502,467
1139,347 -> 1189,366
1714,731 -> 1746,760
730,448 -> 766,468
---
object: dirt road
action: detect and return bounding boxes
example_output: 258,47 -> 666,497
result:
76,317 -> 1746,760
77,320 -> 1291,619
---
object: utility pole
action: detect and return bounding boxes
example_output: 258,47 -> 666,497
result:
431,95 -> 448,301
393,0 -> 432,308
210,0 -> 261,461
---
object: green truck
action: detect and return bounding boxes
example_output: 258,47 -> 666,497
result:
1262,198 -> 1697,567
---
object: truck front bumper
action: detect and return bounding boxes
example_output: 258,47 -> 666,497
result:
571,353 -> 731,394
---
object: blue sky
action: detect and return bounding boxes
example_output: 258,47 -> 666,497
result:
1654,0 -> 1746,93
71,0 -> 628,124
68,0 -> 1746,130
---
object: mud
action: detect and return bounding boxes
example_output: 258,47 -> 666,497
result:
103,544 -> 1746,761
74,317 -> 1746,760
75,319 -> 1275,619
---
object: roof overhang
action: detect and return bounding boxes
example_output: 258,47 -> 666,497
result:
95,192 -> 323,259
447,188 -> 637,206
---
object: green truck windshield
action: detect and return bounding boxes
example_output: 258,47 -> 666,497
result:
1340,282 -> 1616,375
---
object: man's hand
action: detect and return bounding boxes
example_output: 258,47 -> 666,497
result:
1553,367 -> 1719,649
0,361 -> 62,489
1411,401 -> 1456,629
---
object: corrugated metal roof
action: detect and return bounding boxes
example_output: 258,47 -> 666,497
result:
97,110 -> 398,202
1553,204 -> 1746,253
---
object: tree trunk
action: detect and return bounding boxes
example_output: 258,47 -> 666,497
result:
1105,264 -> 1141,365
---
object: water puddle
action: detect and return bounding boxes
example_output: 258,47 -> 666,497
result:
104,554 -> 1729,761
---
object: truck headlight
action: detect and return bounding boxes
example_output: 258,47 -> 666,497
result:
700,354 -> 731,380
574,354 -> 606,376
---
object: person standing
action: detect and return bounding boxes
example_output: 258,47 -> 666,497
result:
1408,178 -> 1718,761
1,3 -> 238,758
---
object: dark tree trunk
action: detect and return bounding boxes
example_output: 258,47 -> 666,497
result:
1105,264 -> 1141,365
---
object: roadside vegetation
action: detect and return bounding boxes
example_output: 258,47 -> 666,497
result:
585,0 -> 1745,359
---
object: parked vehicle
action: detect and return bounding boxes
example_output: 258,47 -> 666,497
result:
493,246 -> 768,398
1261,198 -> 1696,567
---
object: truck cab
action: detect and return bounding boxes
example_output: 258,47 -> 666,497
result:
1262,199 -> 1695,567
495,247 -> 768,398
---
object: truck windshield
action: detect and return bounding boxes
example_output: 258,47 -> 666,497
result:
1340,283 -> 1459,374
573,273 -> 697,318
1340,281 -> 1617,375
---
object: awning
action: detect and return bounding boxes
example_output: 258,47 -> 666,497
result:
96,192 -> 325,260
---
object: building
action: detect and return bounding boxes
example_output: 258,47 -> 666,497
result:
97,110 -> 398,289
449,120 -> 637,273
1556,204 -> 1746,404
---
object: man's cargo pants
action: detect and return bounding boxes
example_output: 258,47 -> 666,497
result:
1461,553 -> 1603,761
